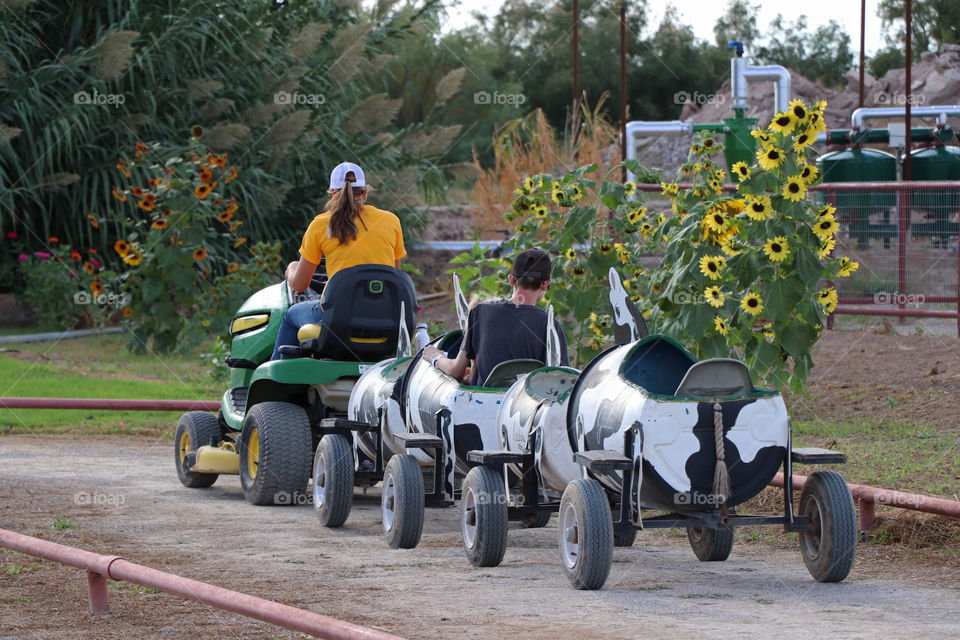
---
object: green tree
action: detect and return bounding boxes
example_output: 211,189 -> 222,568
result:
713,0 -> 760,51
878,0 -> 960,55
755,15 -> 855,88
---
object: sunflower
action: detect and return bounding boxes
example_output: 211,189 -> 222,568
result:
534,206 -> 548,218
837,257 -> 859,277
741,293 -> 764,316
699,255 -> 726,280
597,242 -> 613,255
627,209 -> 642,224
551,188 -> 568,206
807,111 -> 827,133
704,209 -> 728,234
818,235 -> 836,259
152,219 -> 168,229
756,146 -> 785,171
565,248 -> 577,260
745,195 -> 772,221
657,212 -> 666,226
720,236 -> 741,256
769,112 -> 795,135
199,169 -> 213,183
818,287 -> 838,312
122,307 -> 133,318
195,184 -> 212,199
639,222 -> 654,238
193,247 -> 208,261
799,162 -> 819,183
660,182 -> 679,199
114,240 -> 130,256
788,99 -> 808,122
817,204 -> 836,218
792,129 -> 816,152
813,215 -> 839,239
763,237 -> 790,262
571,184 -> 584,200
572,264 -> 586,277
750,128 -> 773,145
191,125 -> 204,138
91,279 -> 103,296
632,268 -> 646,279
705,285 -> 725,308
122,249 -> 142,266
83,261 -> 95,274
782,175 -> 806,202
138,199 -> 155,211
112,186 -> 127,202
731,161 -> 751,182
714,316 -> 728,336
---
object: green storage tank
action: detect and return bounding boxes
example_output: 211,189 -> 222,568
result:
816,147 -> 897,248
908,145 -> 960,245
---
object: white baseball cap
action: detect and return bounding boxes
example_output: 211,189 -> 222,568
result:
329,162 -> 366,189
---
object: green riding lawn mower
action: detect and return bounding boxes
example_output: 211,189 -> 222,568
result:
174,264 -> 417,505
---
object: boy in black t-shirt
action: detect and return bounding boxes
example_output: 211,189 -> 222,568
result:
423,248 -> 569,385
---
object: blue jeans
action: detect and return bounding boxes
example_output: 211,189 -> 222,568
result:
270,301 -> 323,360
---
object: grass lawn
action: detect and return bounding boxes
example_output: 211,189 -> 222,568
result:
0,332 -> 220,437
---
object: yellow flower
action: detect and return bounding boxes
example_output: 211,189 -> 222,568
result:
788,99 -> 808,122
523,177 -> 535,192
699,255 -> 726,280
720,236 -> 741,256
817,204 -> 836,218
572,264 -> 586,276
660,182 -> 679,199
763,237 -> 790,262
656,212 -> 666,226
837,257 -> 859,277
750,128 -> 773,145
807,111 -> 827,133
769,112 -> 796,135
534,206 -> 548,218
705,286 -> 725,308
639,222 -> 654,238
741,293 -> 764,317
714,316 -> 728,335
571,184 -> 584,200
703,209 -> 728,234
597,242 -> 612,255
793,128 -> 817,152
551,188 -> 566,206
565,248 -> 576,260
818,235 -> 836,259
782,175 -> 807,202
627,209 -> 642,224
201,319 -> 210,327
813,214 -> 839,239
745,195 -> 772,221
123,249 -> 142,266
818,287 -> 838,313
812,99 -> 827,114
623,181 -> 636,195
114,240 -> 130,256
799,161 -> 819,183
756,146 -> 785,170
731,161 -> 751,182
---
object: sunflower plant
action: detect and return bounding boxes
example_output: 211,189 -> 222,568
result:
93,134 -> 279,353
454,100 -> 855,393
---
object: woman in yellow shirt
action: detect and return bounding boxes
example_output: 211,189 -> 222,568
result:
270,162 -> 406,360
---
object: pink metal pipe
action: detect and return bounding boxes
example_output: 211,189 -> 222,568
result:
771,472 -> 960,530
0,398 -> 219,411
0,529 -> 403,640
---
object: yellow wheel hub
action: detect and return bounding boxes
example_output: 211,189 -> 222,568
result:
178,432 -> 190,465
246,428 -> 260,479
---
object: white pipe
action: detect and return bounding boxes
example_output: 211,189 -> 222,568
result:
623,120 -> 693,183
738,64 -> 791,114
0,327 -> 122,344
851,105 -> 960,129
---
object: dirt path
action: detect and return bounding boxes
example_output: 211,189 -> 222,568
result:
1,436 -> 958,639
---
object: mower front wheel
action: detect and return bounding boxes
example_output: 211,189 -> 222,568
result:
174,412 -> 221,488
238,402 -> 312,506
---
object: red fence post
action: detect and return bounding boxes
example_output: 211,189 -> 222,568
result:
859,498 -> 876,531
897,184 -> 909,324
86,569 -> 110,614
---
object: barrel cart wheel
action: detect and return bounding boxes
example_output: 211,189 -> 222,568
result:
313,433 -> 354,527
381,454 -> 424,549
558,479 -> 614,590
687,526 -> 734,561
614,525 -> 637,548
174,411 -> 222,489
798,470 -> 857,582
461,465 -> 508,567
521,511 -> 552,529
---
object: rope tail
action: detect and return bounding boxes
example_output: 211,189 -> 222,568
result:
712,401 -> 730,504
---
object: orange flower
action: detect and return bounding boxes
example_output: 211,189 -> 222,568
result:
225,202 -> 239,215
83,261 -> 95,274
195,184 -> 212,199
114,240 -> 130,256
88,214 -> 99,228
135,141 -> 147,153
152,219 -> 168,229
227,262 -> 239,273
229,221 -> 243,232
208,153 -> 227,167
131,186 -> 143,198
198,169 -> 213,183
122,307 -> 133,318
115,161 -> 131,178
148,178 -> 158,188
88,248 -> 98,255
191,125 -> 204,138
49,236 -> 58,243
138,199 -> 154,211
162,209 -> 171,217
165,166 -> 176,175
123,249 -> 142,266
218,211 -> 233,223
213,198 -> 222,206
112,187 -> 127,202
193,247 -> 208,260
69,250 -> 82,261
224,166 -> 238,184
91,279 -> 104,295
233,237 -> 246,248
143,193 -> 156,204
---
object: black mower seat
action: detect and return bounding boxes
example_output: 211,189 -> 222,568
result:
482,358 -> 544,388
674,358 -> 754,398
297,264 -> 416,362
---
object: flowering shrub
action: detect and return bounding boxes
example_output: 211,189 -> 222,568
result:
93,134 -> 280,353
453,100 -> 855,393
8,236 -> 96,330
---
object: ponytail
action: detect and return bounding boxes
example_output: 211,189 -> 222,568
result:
328,171 -> 366,244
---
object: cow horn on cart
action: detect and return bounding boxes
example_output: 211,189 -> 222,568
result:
607,268 -> 648,344
452,273 -> 470,332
